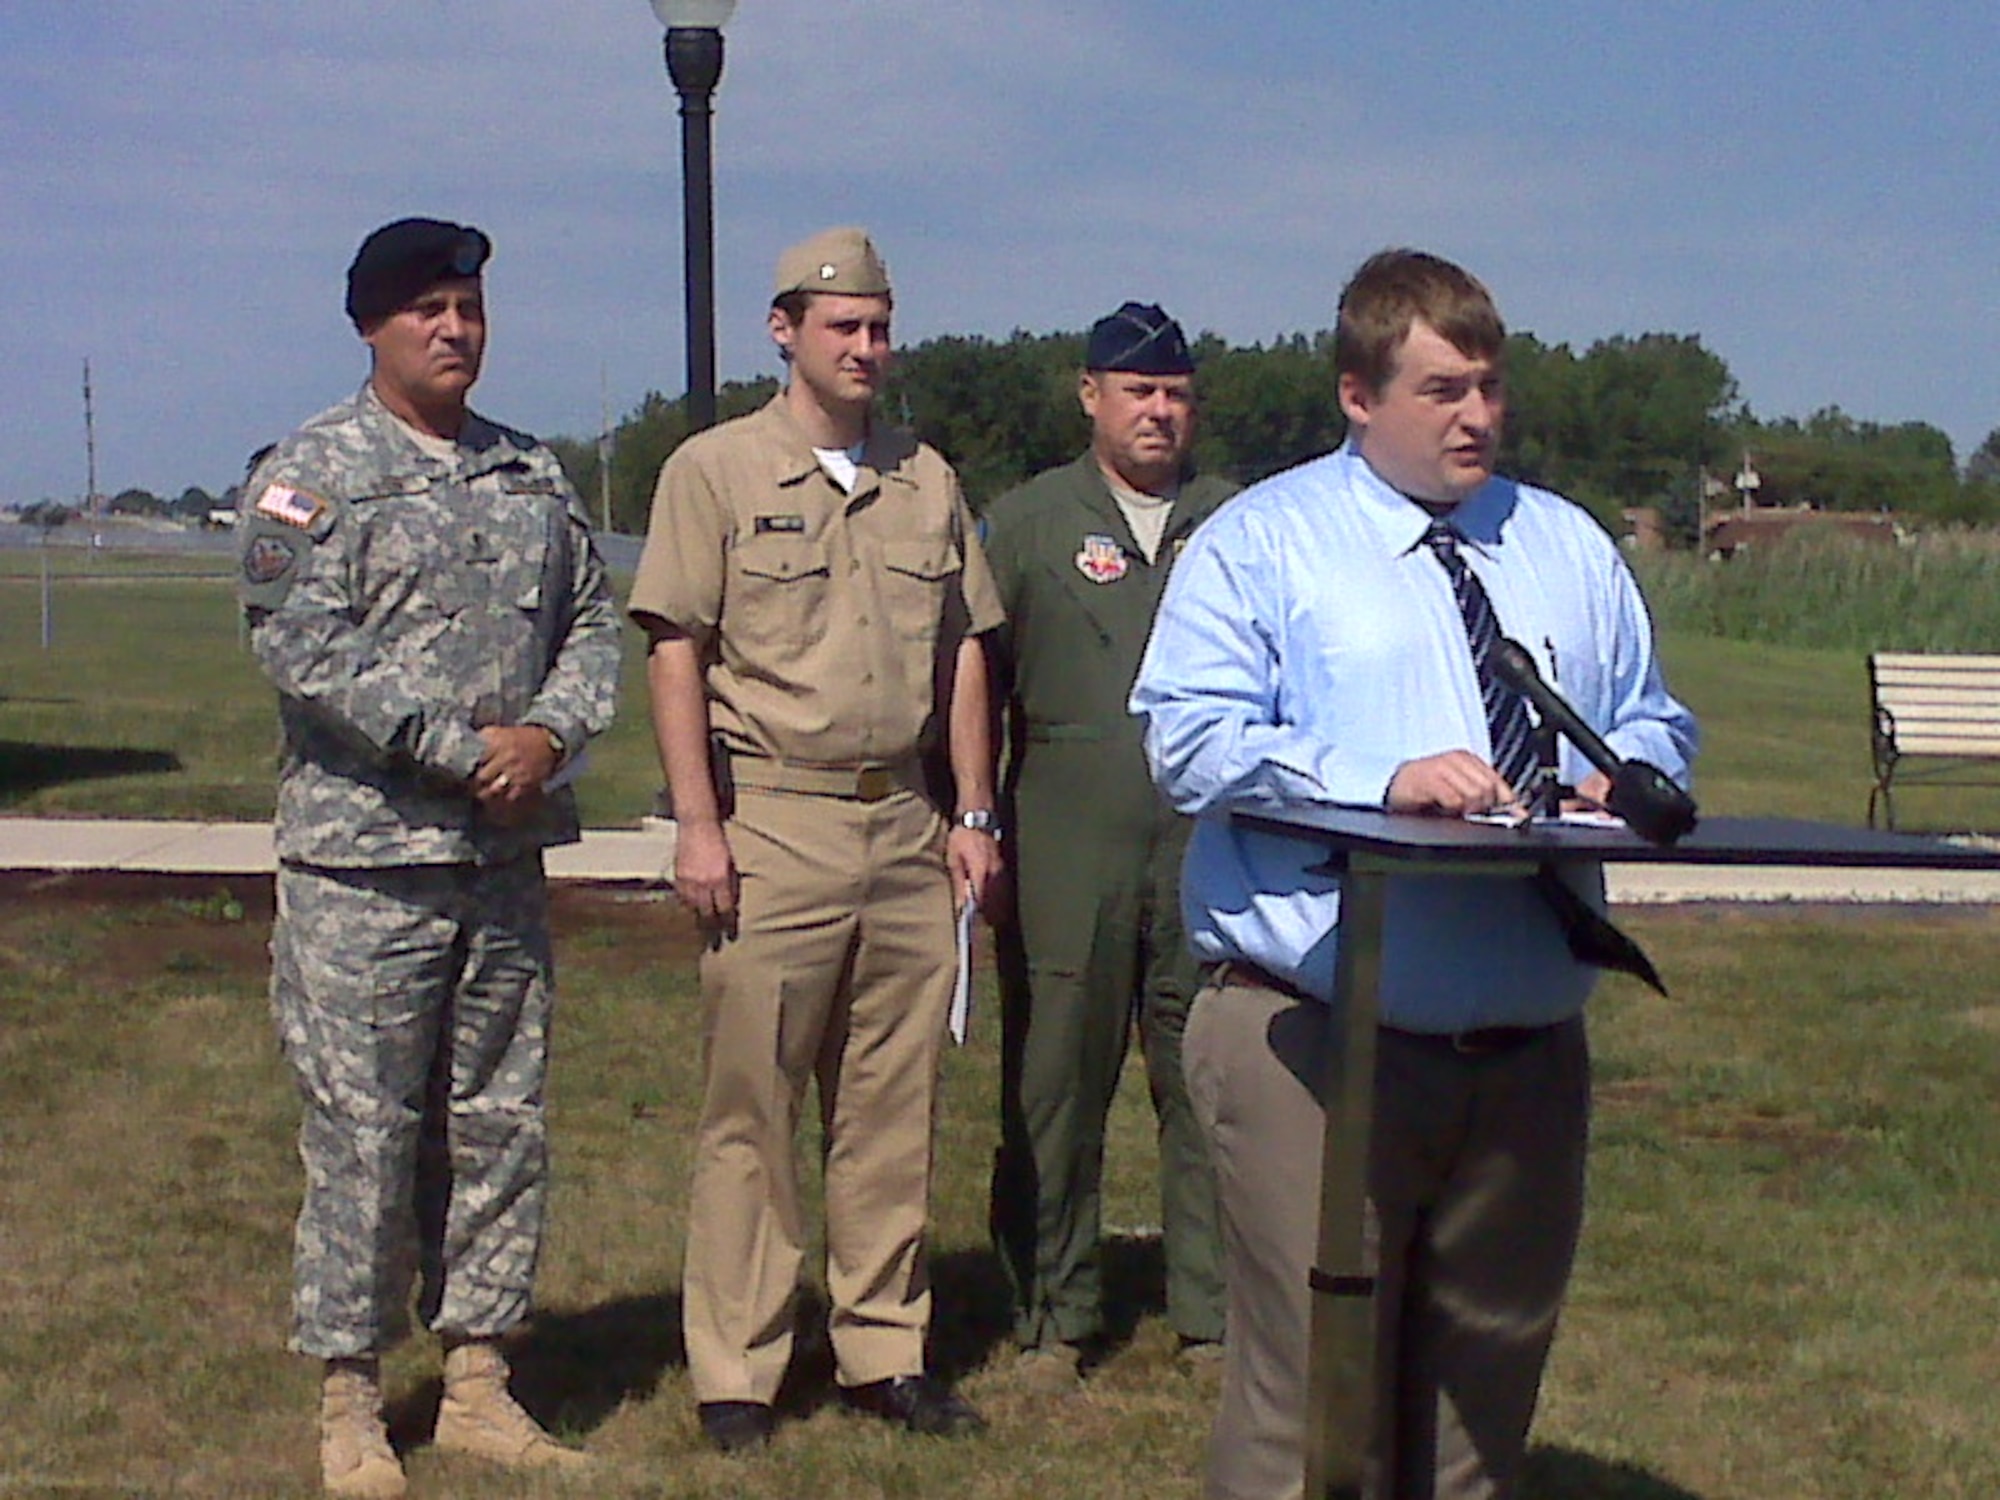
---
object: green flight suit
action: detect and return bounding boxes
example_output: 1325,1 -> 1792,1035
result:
984,453 -> 1237,1349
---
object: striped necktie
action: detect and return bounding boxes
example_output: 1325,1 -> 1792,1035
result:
1421,521 -> 1666,995
1424,521 -> 1538,790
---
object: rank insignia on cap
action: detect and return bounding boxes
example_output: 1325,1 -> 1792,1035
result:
253,483 -> 328,531
243,534 -> 297,585
818,263 -> 838,281
1075,533 -> 1129,584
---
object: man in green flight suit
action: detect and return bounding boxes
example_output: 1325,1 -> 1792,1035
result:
985,302 -> 1236,1388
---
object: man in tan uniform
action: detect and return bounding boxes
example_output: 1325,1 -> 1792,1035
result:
628,227 -> 1005,1453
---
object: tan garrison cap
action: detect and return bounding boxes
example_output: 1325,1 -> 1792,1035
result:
772,226 -> 892,300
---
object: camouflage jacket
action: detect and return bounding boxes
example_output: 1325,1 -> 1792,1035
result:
238,384 -> 620,867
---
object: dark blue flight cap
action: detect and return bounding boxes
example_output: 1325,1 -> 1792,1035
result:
1085,301 -> 1195,375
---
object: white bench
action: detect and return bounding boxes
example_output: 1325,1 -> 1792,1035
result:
1868,652 -> 2000,829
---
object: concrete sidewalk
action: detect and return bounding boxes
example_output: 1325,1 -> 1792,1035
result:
6,816 -> 2000,904
0,818 -> 677,884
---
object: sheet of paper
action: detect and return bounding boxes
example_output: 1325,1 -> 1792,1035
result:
1464,806 -> 1626,830
949,896 -> 977,1046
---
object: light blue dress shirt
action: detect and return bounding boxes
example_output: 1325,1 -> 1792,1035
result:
1129,442 -> 1698,1031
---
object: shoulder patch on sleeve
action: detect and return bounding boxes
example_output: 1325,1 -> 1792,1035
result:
242,534 -> 298,586
253,482 -> 329,530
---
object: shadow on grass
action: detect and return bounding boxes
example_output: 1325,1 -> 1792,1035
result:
771,1253 -> 1014,1416
1524,1445 -> 1709,1499
385,1291 -> 688,1445
0,739 -> 181,800
929,1231 -> 1174,1374
380,1230 -> 1178,1439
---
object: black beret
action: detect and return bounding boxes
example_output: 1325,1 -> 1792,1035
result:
345,218 -> 491,330
1085,301 -> 1194,375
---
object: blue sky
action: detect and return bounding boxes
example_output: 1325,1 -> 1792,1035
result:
4,0 -> 1995,506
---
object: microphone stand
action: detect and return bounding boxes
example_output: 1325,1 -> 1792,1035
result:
1526,721 -> 1564,822
1493,637 -> 1698,848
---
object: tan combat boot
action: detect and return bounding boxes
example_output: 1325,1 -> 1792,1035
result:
319,1359 -> 406,1500
433,1339 -> 590,1473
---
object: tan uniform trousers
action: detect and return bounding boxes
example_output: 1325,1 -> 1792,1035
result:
1183,970 -> 1589,1500
682,783 -> 955,1403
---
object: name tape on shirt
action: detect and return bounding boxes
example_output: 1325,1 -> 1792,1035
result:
755,514 -> 807,534
253,483 -> 329,531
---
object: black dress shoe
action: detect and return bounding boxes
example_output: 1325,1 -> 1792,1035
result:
697,1400 -> 774,1453
838,1374 -> 987,1437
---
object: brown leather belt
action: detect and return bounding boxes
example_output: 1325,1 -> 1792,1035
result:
1213,961 -> 1558,1056
727,755 -> 925,804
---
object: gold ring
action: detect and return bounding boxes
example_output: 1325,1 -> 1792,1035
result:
495,772 -> 513,790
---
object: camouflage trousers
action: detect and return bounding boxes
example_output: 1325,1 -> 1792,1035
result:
271,856 -> 554,1359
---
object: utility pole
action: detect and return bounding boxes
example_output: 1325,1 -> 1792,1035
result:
83,358 -> 99,519
598,365 -> 616,533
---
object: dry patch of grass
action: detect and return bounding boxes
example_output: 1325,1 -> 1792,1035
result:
5,886 -> 2000,1497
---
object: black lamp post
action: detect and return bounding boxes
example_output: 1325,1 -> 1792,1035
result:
651,0 -> 735,434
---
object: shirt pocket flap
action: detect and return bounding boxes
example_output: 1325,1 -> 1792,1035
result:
735,532 -> 832,582
882,537 -> 963,583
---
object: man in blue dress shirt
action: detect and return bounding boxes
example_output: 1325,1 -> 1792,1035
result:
1130,249 -> 1697,1500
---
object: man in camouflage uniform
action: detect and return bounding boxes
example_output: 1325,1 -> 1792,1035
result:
984,303 -> 1234,1387
237,217 -> 619,1499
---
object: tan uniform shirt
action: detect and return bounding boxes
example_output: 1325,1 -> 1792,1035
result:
628,395 -> 1003,767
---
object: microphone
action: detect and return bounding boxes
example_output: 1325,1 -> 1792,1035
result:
1491,637 -> 1698,846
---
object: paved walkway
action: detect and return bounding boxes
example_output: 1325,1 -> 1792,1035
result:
6,817 -> 2000,904
0,818 -> 677,884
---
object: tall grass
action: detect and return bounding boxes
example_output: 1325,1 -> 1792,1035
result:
1634,529 -> 2000,653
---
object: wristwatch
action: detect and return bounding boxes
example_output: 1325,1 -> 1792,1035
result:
957,808 -> 1003,840
529,724 -> 566,762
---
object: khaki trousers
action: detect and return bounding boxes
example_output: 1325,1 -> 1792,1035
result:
681,785 -> 954,1403
1183,972 -> 1588,1500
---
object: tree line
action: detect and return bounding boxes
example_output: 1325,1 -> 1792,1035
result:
551,326 -> 2000,545
24,329 -> 1995,543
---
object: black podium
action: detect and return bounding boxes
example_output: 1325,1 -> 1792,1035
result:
1230,806 -> 2000,1500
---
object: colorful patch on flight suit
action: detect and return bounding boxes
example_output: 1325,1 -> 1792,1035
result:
252,482 -> 329,530
242,534 -> 297,585
1075,533 -> 1129,584
755,514 -> 807,534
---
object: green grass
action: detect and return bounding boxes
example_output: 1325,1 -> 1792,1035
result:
4,882 -> 1999,1497
9,541 -> 2000,1495
0,559 -> 665,825
12,559 -> 2000,834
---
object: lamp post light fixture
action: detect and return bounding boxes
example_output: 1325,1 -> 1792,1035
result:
650,0 -> 735,434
